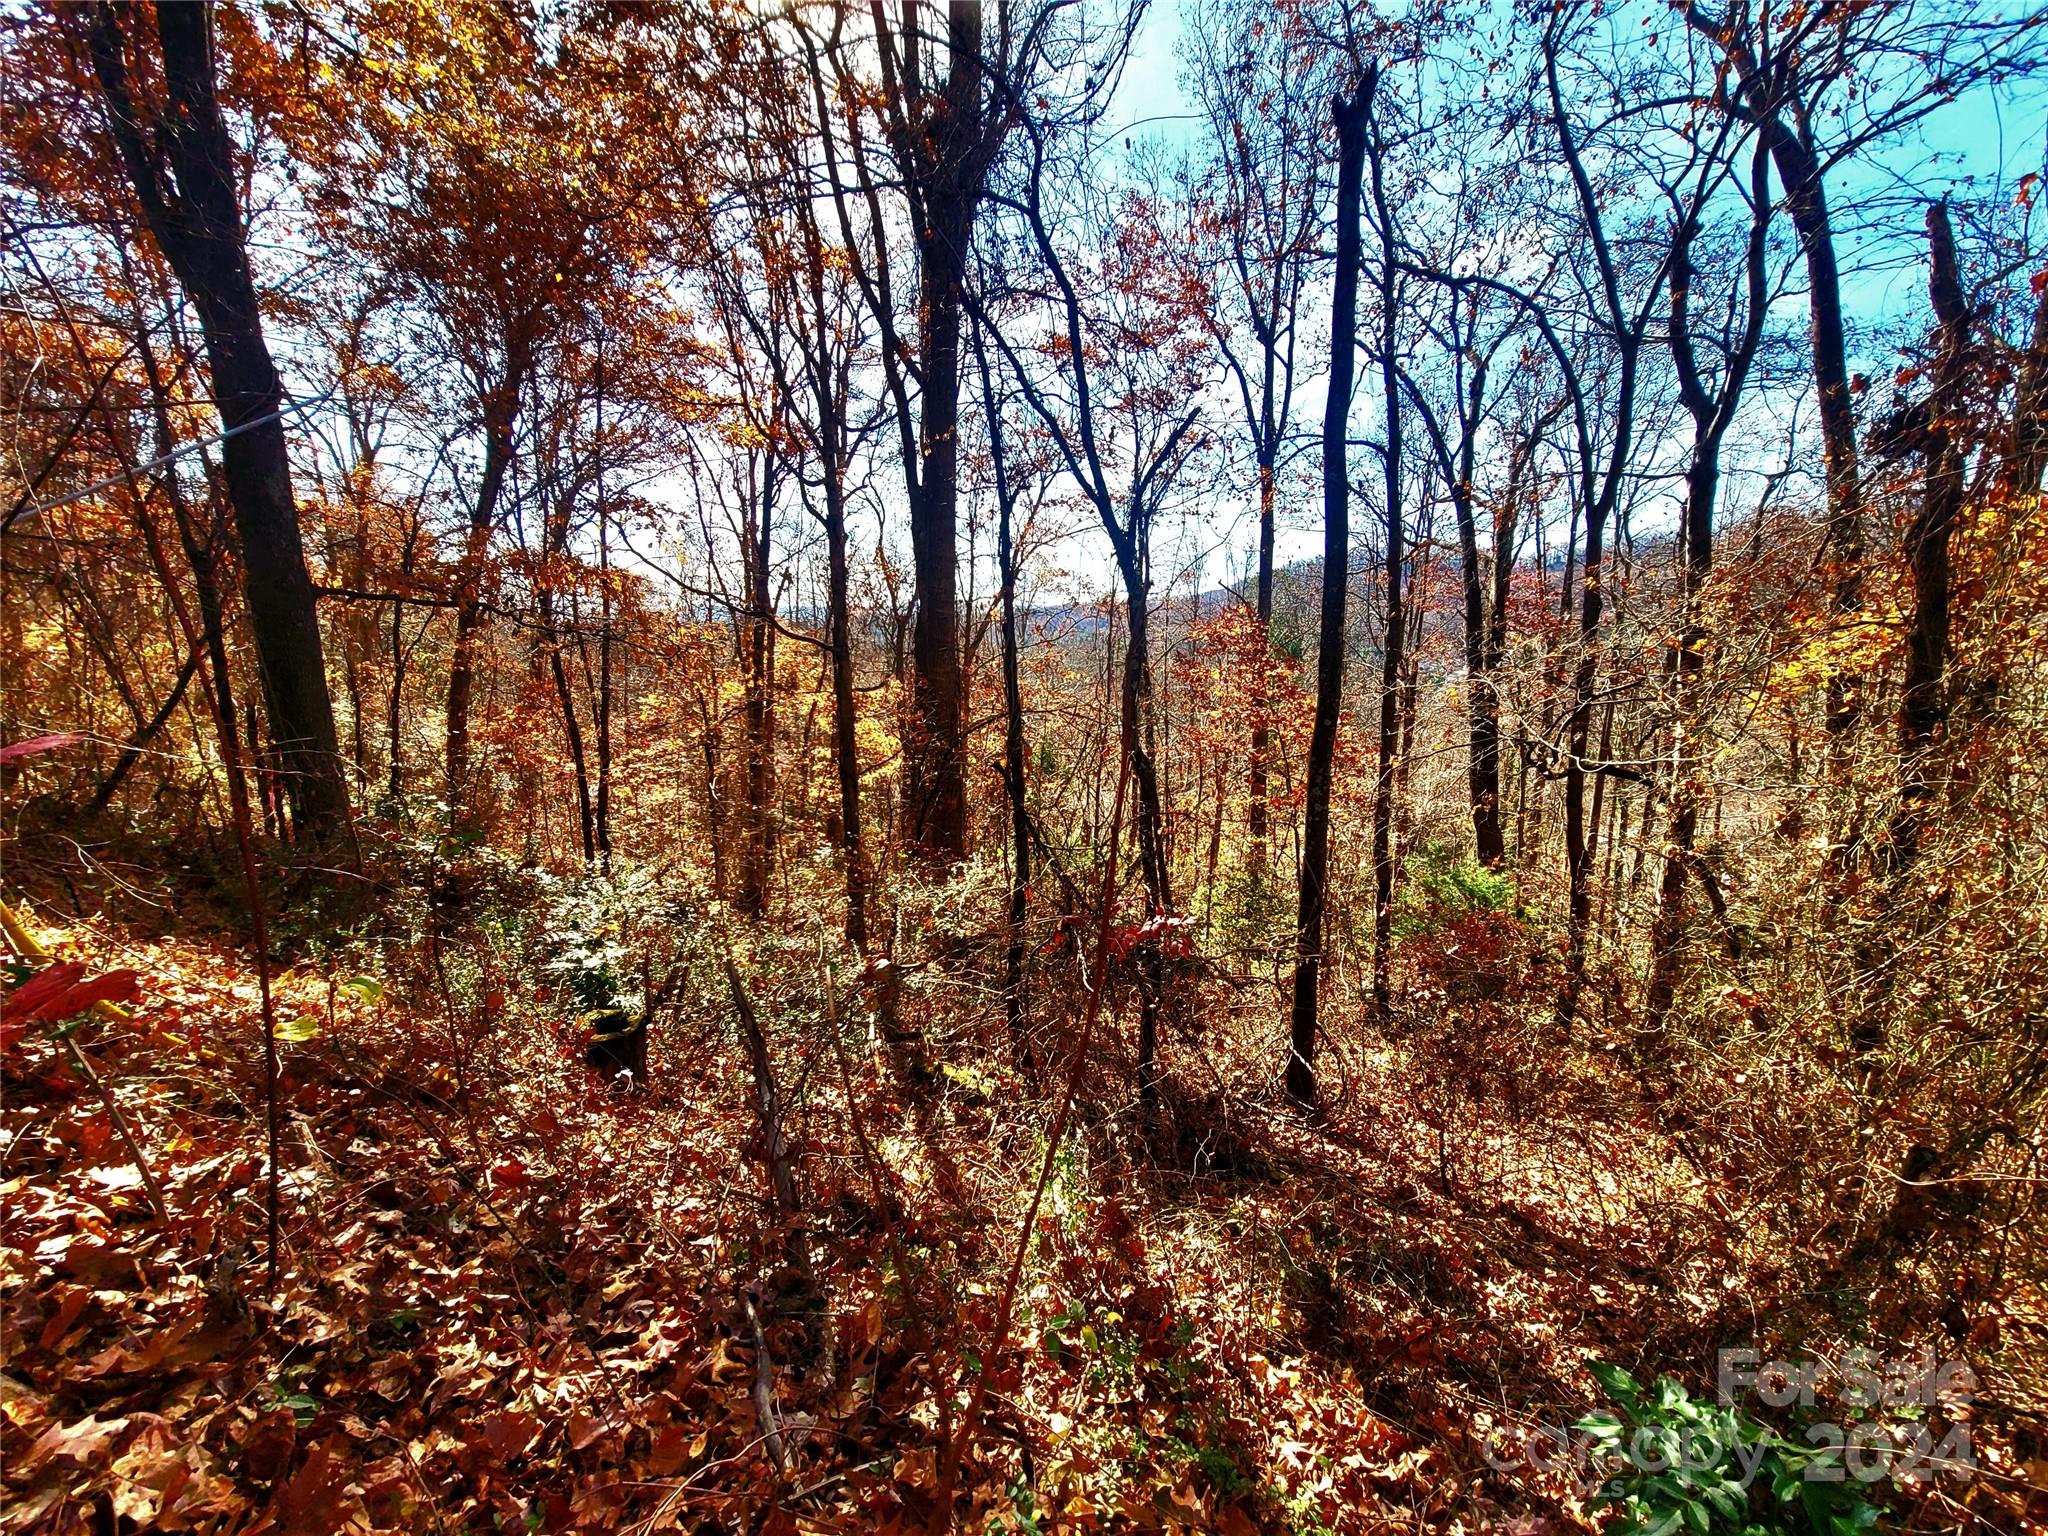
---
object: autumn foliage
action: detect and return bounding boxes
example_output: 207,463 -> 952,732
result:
4,1 -> 2048,1533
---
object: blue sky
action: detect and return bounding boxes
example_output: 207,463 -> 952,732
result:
1040,0 -> 2048,601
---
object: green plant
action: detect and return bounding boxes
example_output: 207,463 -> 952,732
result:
535,865 -> 692,1016
1392,841 -> 1515,938
1577,1362 -> 1881,1536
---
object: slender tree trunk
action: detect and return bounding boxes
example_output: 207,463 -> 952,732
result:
594,350 -> 614,867
1248,451 -> 1277,873
547,625 -> 597,863
701,697 -> 728,901
1287,80 -> 1371,1108
1773,126 -> 1865,766
1107,549 -> 1172,1113
87,645 -> 201,816
2002,280 -> 2048,496
1366,86 -> 1405,1029
1688,20 -> 1866,781
1644,445 -> 1720,1028
384,523 -> 421,802
443,397 -> 516,829
89,2 -> 350,841
739,460 -> 777,916
131,310 -> 239,762
825,465 -> 868,953
1644,164 -> 1768,1027
978,333 -> 1032,1071
1447,367 -> 1505,868
1889,203 -> 1972,870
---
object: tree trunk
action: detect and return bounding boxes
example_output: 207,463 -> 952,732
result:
1688,16 -> 1866,772
86,645 -> 201,816
1247,451 -> 1277,872
1287,80 -> 1371,1108
1366,83 -> 1405,1030
1775,120 -> 1866,760
977,332 -> 1033,1072
825,465 -> 868,953
443,393 -> 516,829
89,1 -> 350,841
739,458 -> 777,916
549,638 -> 597,863
1889,203 -> 1972,870
594,352 -> 615,867
1643,441 -> 1720,1028
1111,548 -> 1173,1114
1449,389 -> 1505,869
1644,157 -> 1768,1028
896,0 -> 984,865
2001,279 -> 2048,496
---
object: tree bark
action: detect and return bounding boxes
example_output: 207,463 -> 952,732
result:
825,484 -> 867,953
1445,359 -> 1505,869
1248,452 -> 1277,871
2001,279 -> 2048,496
976,330 -> 1032,1071
593,347 -> 614,867
1686,8 -> 1867,767
739,456 -> 777,916
1542,22 -> 1645,1026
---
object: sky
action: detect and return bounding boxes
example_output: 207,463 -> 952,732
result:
1039,0 -> 2048,609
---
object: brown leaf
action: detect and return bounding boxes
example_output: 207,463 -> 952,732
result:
645,1422 -> 688,1476
37,1283 -> 92,1349
21,1412 -> 129,1474
270,1435 -> 363,1535
240,1406 -> 300,1484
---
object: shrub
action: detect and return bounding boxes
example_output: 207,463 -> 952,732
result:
1576,1362 -> 1881,1536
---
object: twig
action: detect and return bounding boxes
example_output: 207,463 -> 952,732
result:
59,1032 -> 171,1224
743,1290 -> 788,1477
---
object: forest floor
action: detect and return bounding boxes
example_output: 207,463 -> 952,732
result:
3,891 -> 2040,1535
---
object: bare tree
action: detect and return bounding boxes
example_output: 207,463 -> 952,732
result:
1185,0 -> 1325,876
1287,76 -> 1372,1108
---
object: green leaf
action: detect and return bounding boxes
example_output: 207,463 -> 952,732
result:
1705,1482 -> 1747,1521
1589,1359 -> 1643,1406
275,1015 -> 320,1043
341,974 -> 384,1004
274,1390 -> 319,1424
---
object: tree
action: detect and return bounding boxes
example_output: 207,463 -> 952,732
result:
1537,3 -> 1666,1025
300,2 -> 651,832
1685,0 -> 2048,839
973,322 -> 1037,1073
85,1 -> 351,840
1287,76 -> 1371,1109
856,0 -> 1007,863
1184,0 -> 1325,876
975,28 -> 1209,1109
1361,67 -> 1410,1030
1644,130 -> 1775,1030
1886,202 -> 1975,871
